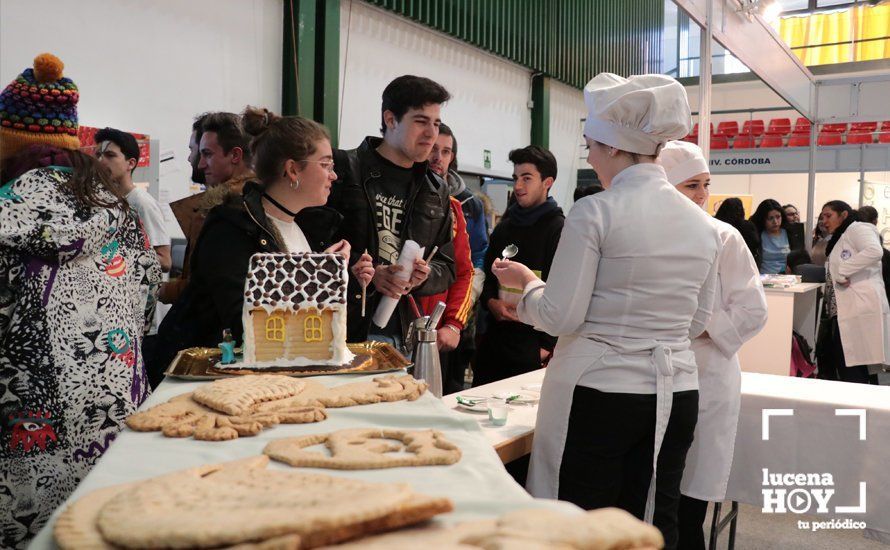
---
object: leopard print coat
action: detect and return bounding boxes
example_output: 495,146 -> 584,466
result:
0,166 -> 161,548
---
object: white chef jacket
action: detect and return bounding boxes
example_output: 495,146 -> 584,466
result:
521,163 -> 722,514
681,218 -> 767,502
519,163 -> 722,394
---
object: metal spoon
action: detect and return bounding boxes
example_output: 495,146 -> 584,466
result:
501,244 -> 518,261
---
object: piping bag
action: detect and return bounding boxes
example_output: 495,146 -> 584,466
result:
372,240 -> 424,328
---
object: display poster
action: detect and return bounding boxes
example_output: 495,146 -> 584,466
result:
708,194 -> 753,218
78,125 -> 151,167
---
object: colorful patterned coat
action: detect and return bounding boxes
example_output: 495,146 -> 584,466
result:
0,166 -> 161,548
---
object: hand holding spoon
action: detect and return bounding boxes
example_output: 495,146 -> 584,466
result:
501,244 -> 518,261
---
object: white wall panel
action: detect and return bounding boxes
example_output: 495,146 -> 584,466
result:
685,80 -> 800,126
1,0 -> 282,237
710,171 -> 885,223
338,1 -> 530,179
548,80 -> 586,208
0,2 -> 283,178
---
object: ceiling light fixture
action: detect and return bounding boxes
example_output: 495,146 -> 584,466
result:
736,0 -> 782,22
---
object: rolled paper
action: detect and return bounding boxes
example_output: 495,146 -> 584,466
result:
372,240 -> 424,328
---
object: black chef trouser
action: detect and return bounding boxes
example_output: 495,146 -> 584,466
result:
558,386 -> 699,550
677,494 -> 709,550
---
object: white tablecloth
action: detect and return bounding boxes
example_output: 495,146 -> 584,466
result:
725,373 -> 890,544
449,369 -> 890,544
442,369 -> 545,451
30,372 -> 578,549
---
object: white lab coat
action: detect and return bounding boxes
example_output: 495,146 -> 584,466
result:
680,218 -> 767,502
518,163 -> 721,523
827,222 -> 890,367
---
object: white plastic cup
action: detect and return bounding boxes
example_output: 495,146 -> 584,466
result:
488,397 -> 509,426
498,287 -> 522,307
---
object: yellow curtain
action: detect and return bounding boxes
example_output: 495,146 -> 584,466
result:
776,2 -> 890,66
856,2 -> 890,62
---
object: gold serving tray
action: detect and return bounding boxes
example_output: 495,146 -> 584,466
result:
164,341 -> 411,380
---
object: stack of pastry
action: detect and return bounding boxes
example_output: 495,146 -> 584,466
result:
125,374 -> 428,441
54,456 -> 452,549
54,456 -> 662,549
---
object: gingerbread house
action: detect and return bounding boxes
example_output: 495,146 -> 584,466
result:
239,252 -> 354,367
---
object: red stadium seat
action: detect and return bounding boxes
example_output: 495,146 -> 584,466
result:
717,121 -> 739,138
733,135 -> 757,149
691,122 -> 714,137
850,121 -> 877,133
682,134 -> 698,144
818,131 -> 843,146
760,135 -> 785,148
793,117 -> 811,134
822,123 -> 848,133
878,122 -> 890,143
788,132 -> 811,147
847,131 -> 874,144
741,119 -> 765,137
766,118 -> 792,136
711,135 -> 729,149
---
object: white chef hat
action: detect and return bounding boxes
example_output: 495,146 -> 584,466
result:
583,73 -> 692,156
657,140 -> 710,185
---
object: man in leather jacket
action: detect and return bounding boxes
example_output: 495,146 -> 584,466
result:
328,75 -> 456,348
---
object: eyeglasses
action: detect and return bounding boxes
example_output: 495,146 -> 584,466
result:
304,159 -> 335,173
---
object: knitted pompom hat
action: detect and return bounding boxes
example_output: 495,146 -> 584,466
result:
0,53 -> 80,160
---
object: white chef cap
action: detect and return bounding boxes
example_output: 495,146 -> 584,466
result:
657,140 -> 710,185
583,73 -> 692,156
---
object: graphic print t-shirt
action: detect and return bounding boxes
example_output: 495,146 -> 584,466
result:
372,153 -> 413,265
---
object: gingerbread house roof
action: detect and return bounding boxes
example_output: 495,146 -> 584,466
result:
244,253 -> 348,313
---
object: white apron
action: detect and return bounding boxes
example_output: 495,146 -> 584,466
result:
681,220 -> 766,502
681,340 -> 741,501
527,335 -> 696,523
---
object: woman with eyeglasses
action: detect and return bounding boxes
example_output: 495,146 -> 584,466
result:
154,107 -> 373,369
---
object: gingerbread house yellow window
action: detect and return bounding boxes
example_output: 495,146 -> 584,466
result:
304,314 -> 323,342
265,315 -> 285,342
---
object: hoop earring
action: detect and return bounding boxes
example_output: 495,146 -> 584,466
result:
290,179 -> 301,190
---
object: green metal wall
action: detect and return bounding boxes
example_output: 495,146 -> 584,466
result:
283,0 -> 340,145
363,0 -> 664,89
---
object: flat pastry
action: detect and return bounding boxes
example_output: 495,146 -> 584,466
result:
127,375 -> 427,442
92,456 -> 450,549
54,483 -> 131,549
126,393 -> 326,441
265,375 -> 428,410
192,375 -> 307,416
322,508 -> 663,550
264,428 -> 461,470
54,476 -> 305,550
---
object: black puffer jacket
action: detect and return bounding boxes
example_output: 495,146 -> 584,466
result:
330,136 -> 455,341
151,181 -> 341,376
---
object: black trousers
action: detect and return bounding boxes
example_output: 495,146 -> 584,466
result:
558,386 -> 699,550
440,347 -> 467,395
677,494 -> 709,550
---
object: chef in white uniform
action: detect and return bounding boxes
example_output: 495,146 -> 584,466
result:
492,73 -> 721,550
657,141 -> 768,550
